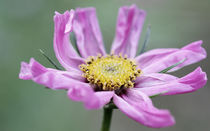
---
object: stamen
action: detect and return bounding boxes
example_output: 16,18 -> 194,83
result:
79,54 -> 141,91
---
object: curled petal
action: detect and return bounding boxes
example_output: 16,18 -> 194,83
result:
73,7 -> 106,58
68,89 -> 114,109
135,40 -> 207,73
113,90 -> 175,128
178,67 -> 207,91
67,84 -> 96,108
135,67 -> 207,96
54,10 -> 85,72
19,58 -> 86,90
93,91 -> 114,108
111,5 -> 146,58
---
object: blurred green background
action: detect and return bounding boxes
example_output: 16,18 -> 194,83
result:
0,0 -> 209,131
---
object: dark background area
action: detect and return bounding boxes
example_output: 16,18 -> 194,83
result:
0,0 -> 209,131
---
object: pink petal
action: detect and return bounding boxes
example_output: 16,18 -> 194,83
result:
68,90 -> 114,109
135,67 -> 207,96
19,58 -> 86,90
54,10 -> 85,72
93,91 -> 114,108
73,7 -> 106,58
135,40 -> 206,73
111,5 -> 146,58
135,49 -> 177,70
113,90 -> 175,128
136,41 -> 206,73
67,84 -> 96,108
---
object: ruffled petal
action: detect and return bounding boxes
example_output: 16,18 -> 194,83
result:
113,89 -> 175,128
111,5 -> 146,58
135,67 -> 207,96
19,58 -> 86,90
68,88 -> 114,109
135,40 -> 206,73
54,10 -> 85,72
73,7 -> 106,58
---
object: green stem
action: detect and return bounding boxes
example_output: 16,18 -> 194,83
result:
101,107 -> 113,131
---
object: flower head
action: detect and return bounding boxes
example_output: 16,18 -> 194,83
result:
19,5 -> 207,128
79,54 -> 141,91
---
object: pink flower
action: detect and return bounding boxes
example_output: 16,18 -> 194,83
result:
19,5 -> 207,128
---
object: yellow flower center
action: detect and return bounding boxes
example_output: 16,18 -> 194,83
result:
79,54 -> 141,91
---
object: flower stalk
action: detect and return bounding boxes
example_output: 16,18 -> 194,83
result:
101,107 -> 113,131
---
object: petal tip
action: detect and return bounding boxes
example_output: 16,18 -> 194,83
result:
179,67 -> 207,91
183,40 -> 207,58
19,61 -> 31,80
54,11 -> 60,15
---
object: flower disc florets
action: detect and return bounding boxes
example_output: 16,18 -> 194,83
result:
79,54 -> 141,91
